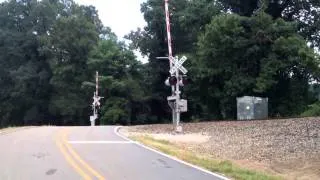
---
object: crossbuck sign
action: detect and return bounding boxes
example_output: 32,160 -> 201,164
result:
92,95 -> 102,107
170,56 -> 188,75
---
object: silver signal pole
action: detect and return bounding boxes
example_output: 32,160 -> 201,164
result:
164,0 -> 184,132
96,71 -> 99,98
90,71 -> 103,126
164,0 -> 176,130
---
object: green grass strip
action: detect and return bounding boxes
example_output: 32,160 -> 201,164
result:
131,135 -> 282,180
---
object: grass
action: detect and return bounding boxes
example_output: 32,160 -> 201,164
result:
0,126 -> 16,131
131,135 -> 282,180
0,126 -> 33,135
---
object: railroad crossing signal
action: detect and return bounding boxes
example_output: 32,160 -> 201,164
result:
165,55 -> 189,133
165,76 -> 177,86
165,75 -> 189,87
170,56 -> 188,75
163,0 -> 188,133
90,71 -> 103,126
92,95 -> 103,107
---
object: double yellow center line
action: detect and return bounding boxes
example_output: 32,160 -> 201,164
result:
54,128 -> 106,180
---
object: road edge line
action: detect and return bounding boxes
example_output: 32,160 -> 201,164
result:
114,126 -> 229,180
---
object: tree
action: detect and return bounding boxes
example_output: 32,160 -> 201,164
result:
220,0 -> 320,48
126,0 -> 222,122
0,0 -> 148,126
86,39 -> 149,125
195,13 -> 320,118
43,4 -> 100,125
0,0 -> 57,126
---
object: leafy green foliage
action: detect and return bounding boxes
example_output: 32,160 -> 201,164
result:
301,102 -> 320,117
0,0 -> 55,126
86,38 -> 150,125
195,13 -> 319,118
0,0 -> 146,126
126,0 -> 223,122
0,0 -> 319,126
46,8 -> 99,125
219,0 -> 320,48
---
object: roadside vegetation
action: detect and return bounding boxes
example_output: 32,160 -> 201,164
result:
126,118 -> 320,180
301,102 -> 320,117
0,126 -> 32,134
0,0 -> 319,127
131,135 -> 282,180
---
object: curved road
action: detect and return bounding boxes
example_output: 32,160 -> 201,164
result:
0,126 -> 227,180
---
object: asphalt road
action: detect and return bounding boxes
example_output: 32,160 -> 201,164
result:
0,126 -> 227,180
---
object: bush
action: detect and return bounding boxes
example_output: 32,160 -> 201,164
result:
301,102 -> 320,117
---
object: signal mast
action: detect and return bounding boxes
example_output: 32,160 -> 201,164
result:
162,0 -> 188,132
90,71 -> 103,126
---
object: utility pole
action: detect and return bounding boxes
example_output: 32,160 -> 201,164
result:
90,71 -> 103,126
163,0 -> 188,132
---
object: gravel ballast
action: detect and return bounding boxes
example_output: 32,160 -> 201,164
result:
125,117 -> 320,179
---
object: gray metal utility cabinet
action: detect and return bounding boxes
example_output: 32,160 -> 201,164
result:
237,96 -> 268,120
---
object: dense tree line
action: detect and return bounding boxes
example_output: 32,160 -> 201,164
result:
0,0 -> 319,127
127,0 -> 320,120
0,0 -> 146,126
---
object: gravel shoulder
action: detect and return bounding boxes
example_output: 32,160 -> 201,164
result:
123,117 -> 320,180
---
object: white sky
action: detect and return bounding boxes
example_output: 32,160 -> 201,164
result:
75,0 -> 148,63
75,0 -> 146,39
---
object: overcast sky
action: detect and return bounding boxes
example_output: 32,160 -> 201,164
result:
75,0 -> 148,63
75,0 -> 147,39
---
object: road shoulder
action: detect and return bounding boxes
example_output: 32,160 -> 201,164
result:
0,126 -> 35,135
119,126 -> 282,180
117,126 -> 231,180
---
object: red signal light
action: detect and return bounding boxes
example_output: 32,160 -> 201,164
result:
165,76 -> 178,86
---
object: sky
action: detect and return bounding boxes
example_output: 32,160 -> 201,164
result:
75,0 -> 148,63
0,0 -> 149,62
76,0 -> 146,39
